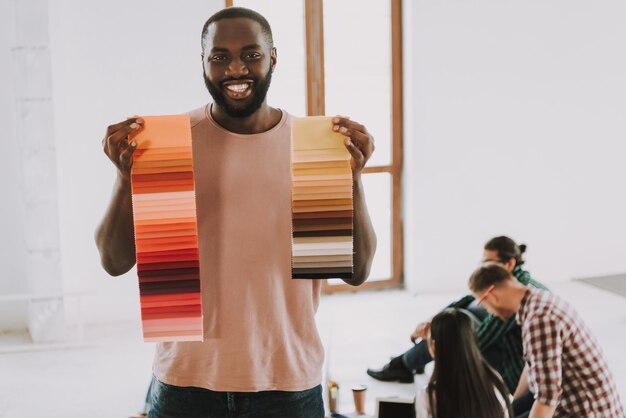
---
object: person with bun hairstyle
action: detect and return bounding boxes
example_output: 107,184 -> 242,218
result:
367,236 -> 547,395
416,308 -> 514,418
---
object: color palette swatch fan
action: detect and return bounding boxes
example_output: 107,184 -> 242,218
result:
291,117 -> 354,280
130,115 -> 203,342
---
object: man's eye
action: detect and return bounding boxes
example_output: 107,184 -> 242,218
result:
211,55 -> 227,62
246,53 -> 261,60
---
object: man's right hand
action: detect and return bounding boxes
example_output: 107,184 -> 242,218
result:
102,117 -> 144,181
96,117 -> 143,275
411,321 -> 431,343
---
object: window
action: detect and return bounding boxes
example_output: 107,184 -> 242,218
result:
228,0 -> 404,291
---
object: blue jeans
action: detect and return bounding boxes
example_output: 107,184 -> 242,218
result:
148,376 -> 324,418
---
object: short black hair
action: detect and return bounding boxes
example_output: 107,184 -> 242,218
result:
468,262 -> 513,292
201,7 -> 274,53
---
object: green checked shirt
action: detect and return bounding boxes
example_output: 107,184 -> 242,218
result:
449,266 -> 548,392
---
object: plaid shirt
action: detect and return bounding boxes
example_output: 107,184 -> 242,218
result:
450,266 -> 547,391
518,287 -> 625,417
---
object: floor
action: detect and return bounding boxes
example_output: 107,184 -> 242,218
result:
0,281 -> 624,417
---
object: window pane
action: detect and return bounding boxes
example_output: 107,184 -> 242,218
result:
233,0 -> 307,116
323,0 -> 392,167
328,172 -> 392,285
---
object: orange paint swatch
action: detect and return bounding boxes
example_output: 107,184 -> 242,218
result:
130,115 -> 203,342
291,117 -> 353,280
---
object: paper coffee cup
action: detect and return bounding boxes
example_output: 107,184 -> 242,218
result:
352,384 -> 367,415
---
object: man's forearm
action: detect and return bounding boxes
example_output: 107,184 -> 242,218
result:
95,176 -> 137,276
513,365 -> 530,399
529,402 -> 556,418
347,175 -> 376,286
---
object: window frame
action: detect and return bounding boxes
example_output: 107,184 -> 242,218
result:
224,0 -> 405,292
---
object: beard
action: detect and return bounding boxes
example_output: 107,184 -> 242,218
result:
203,67 -> 273,118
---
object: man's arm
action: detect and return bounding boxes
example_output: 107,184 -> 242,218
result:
350,175 -> 376,285
95,118 -> 144,276
513,365 -> 530,399
95,176 -> 136,275
446,294 -> 475,310
528,402 -> 557,418
332,117 -> 377,286
524,315 -> 564,417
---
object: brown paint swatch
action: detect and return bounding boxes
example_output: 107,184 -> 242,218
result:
291,117 -> 353,280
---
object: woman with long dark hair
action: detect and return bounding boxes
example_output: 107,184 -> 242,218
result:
416,308 -> 513,418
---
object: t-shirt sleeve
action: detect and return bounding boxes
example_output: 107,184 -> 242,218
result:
524,314 -> 564,406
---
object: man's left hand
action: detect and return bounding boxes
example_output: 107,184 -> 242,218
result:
332,116 -> 375,177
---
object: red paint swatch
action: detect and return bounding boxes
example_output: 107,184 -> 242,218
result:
130,115 -> 203,342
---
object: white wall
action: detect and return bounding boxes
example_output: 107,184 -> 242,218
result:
5,0 -> 626,329
0,0 -> 28,330
48,0 -> 223,325
404,0 -> 626,293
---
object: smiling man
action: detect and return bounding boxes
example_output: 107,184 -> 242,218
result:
95,7 -> 376,418
468,262 -> 625,418
201,15 -> 274,121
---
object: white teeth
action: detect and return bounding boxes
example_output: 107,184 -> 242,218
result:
225,84 -> 250,93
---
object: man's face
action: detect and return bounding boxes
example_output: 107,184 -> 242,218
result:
482,249 -> 500,263
473,288 -> 516,321
482,249 -> 515,272
202,17 -> 275,118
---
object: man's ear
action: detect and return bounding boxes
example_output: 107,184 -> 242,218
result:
270,47 -> 277,70
488,287 -> 501,304
506,258 -> 516,272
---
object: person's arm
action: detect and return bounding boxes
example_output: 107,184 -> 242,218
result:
332,117 -> 376,286
523,315 -> 564,416
446,294 -> 475,309
528,402 -> 557,418
95,117 -> 144,276
411,321 -> 431,343
513,365 -> 529,399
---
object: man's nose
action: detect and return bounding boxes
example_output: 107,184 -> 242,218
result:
226,57 -> 249,77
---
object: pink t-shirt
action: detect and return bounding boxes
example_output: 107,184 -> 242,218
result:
152,105 -> 324,392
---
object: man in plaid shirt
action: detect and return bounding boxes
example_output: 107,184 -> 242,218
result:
469,262 -> 625,418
